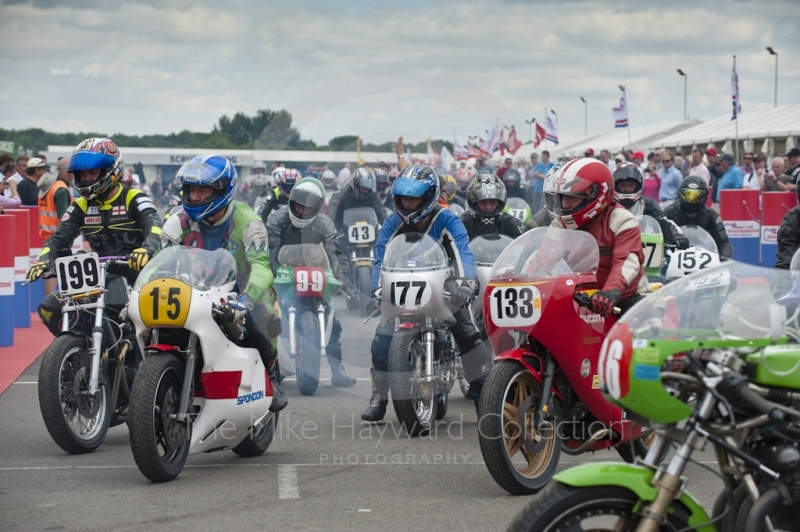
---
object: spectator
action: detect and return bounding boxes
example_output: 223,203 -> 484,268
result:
336,162 -> 352,188
713,153 -> 744,202
496,157 -> 513,179
530,150 -> 553,212
642,165 -> 661,201
653,148 -> 664,177
0,174 -> 21,209
0,153 -> 12,180
706,147 -> 721,190
19,157 -> 45,205
37,164 -> 72,295
526,152 -> 539,184
658,152 -> 683,206
122,166 -> 141,189
674,155 -> 688,177
599,149 -> 616,171
786,148 -> 800,185
8,155 -> 28,187
56,157 -> 80,198
688,148 -> 711,185
762,157 -> 792,192
740,152 -> 755,178
743,154 -> 764,190
475,155 -> 494,174
584,148 -> 595,159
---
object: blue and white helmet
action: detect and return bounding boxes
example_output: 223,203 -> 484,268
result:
392,165 -> 440,225
179,155 -> 238,221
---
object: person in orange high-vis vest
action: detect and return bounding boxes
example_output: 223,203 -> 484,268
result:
38,172 -> 72,295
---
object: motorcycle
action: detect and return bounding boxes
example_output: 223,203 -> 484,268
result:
665,224 -> 721,280
504,197 -> 532,225
448,203 -> 466,216
478,226 -> 657,495
507,258 -> 800,532
36,253 -> 138,454
637,214 -> 666,280
374,232 -> 460,436
273,243 -> 343,396
127,246 -> 277,483
341,207 -> 379,316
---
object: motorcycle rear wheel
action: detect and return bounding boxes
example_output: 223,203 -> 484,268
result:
295,311 -> 321,396
128,353 -> 190,483
232,411 -> 278,457
478,360 -> 561,495
388,329 -> 437,436
38,334 -> 111,454
507,482 -> 691,532
357,266 -> 372,317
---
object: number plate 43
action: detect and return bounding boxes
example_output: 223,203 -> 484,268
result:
138,279 -> 192,328
489,285 -> 542,327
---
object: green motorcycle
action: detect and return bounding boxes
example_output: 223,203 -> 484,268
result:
273,243 -> 343,396
508,258 -> 800,532
638,214 -> 666,280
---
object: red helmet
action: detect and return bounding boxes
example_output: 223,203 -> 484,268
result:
553,158 -> 613,229
455,168 -> 472,192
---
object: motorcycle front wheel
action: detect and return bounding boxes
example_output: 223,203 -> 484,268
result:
478,360 -> 561,495
232,411 -> 278,457
38,334 -> 111,454
388,329 -> 437,437
295,311 -> 321,396
127,353 -> 190,483
507,483 -> 692,532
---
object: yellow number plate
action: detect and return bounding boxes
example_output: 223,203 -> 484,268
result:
138,279 -> 192,328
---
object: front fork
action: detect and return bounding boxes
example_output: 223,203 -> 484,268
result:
424,316 -> 435,382
317,303 -> 327,358
287,304 -> 328,358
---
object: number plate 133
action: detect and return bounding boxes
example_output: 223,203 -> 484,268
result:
489,285 -> 542,327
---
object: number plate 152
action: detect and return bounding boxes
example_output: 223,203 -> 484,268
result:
489,285 -> 542,327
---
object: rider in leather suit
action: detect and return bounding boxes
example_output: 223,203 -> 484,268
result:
459,174 -> 524,241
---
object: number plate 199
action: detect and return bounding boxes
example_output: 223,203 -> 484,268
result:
489,286 -> 542,327
55,253 -> 102,296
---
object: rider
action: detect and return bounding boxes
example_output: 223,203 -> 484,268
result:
662,176 -> 733,261
550,158 -> 650,315
613,162 -> 689,249
441,174 -> 467,209
266,177 -> 357,387
320,169 -> 338,201
455,167 -> 472,201
502,168 -> 531,206
260,167 -> 299,223
327,167 -> 388,234
374,167 -> 393,211
460,174 -> 525,241
26,138 -> 162,334
160,155 -> 287,412
361,165 -> 491,421
245,173 -> 271,214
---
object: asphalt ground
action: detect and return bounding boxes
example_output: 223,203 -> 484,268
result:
0,296 -> 727,532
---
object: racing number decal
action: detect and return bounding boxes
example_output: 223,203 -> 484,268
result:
348,224 -> 375,243
390,281 -> 428,309
641,242 -> 663,269
489,286 -> 541,327
295,267 -> 325,297
139,279 -> 191,328
55,254 -> 102,295
675,250 -> 714,271
508,209 -> 526,222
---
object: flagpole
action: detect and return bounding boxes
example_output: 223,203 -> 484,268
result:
619,85 -> 632,147
734,55 -> 739,164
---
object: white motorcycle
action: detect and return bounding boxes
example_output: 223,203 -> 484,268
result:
127,246 -> 277,483
664,225 -> 721,280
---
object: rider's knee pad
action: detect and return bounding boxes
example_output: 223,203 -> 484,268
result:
38,293 -> 62,336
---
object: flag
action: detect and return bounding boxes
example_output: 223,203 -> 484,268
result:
453,138 -> 470,159
612,92 -> 628,128
356,136 -> 365,166
481,125 -> 501,155
440,145 -> 455,170
534,121 -> 546,148
731,59 -> 741,120
506,126 -> 522,155
468,141 -> 482,158
426,139 -> 439,166
499,128 -> 506,156
545,110 -> 559,144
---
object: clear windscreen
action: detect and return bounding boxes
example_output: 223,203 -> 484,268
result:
638,214 -> 662,235
682,225 -> 718,254
382,232 -> 447,271
134,246 -> 237,290
469,234 -> 514,267
277,244 -> 331,269
343,207 -> 378,227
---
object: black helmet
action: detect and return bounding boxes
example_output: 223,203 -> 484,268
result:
374,168 -> 389,193
504,168 -> 521,187
352,168 -> 376,199
613,162 -> 643,208
467,174 -> 507,226
677,175 -> 708,214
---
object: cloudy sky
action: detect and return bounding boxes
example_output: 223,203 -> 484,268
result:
1,0 -> 798,146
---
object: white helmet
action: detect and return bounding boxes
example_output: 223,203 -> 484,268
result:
321,169 -> 336,189
289,177 -> 326,229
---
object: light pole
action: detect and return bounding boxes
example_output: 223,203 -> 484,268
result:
767,47 -> 778,107
677,69 -> 687,120
580,97 -> 587,135
525,117 -> 536,143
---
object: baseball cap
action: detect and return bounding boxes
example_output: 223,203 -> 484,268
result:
705,147 -> 718,156
584,148 -> 595,156
785,148 -> 800,158
27,157 -> 47,169
720,153 -> 735,163
632,151 -> 645,160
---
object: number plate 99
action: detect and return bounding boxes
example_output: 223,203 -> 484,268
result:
295,267 -> 325,298
489,286 -> 542,327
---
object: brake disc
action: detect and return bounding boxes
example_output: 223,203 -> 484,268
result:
73,367 -> 101,419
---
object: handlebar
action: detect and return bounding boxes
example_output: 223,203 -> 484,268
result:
717,371 -> 784,422
573,291 -> 621,316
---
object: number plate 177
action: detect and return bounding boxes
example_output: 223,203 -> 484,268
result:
489,285 -> 542,327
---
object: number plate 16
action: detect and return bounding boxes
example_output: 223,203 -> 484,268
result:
489,285 -> 542,327
138,279 -> 192,328
295,267 -> 325,298
55,253 -> 102,296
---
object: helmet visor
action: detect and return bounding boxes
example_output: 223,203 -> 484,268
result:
679,187 -> 705,205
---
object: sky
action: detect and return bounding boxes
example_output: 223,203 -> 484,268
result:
1,0 -> 798,147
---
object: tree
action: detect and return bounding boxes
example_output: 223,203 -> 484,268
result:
326,136 -> 359,151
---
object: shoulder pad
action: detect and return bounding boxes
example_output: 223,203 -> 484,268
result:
75,196 -> 89,213
125,188 -> 143,209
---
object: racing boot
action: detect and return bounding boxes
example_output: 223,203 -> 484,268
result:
361,368 -> 389,422
267,360 -> 288,412
328,355 -> 357,387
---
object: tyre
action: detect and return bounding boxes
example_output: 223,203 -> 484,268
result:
435,393 -> 448,420
357,266 -> 372,317
616,432 -> 669,464
232,411 -> 278,457
477,360 -> 561,495
388,328 -> 437,437
507,483 -> 691,532
127,353 -> 190,483
38,334 -> 111,454
295,311 -> 321,396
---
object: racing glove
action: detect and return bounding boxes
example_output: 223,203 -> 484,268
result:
128,248 -> 152,271
674,233 -> 690,250
590,287 -> 621,317
26,261 -> 50,282
366,289 -> 381,315
445,278 -> 478,309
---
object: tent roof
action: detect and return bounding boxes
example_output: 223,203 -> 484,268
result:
650,104 -> 800,148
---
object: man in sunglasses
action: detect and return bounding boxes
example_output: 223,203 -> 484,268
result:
663,175 -> 733,261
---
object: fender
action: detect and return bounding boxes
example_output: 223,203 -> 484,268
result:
494,348 -> 564,401
394,322 -> 418,330
146,343 -> 181,352
55,330 -> 91,344
554,463 -> 715,532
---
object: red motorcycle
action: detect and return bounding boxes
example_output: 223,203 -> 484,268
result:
477,226 -> 658,495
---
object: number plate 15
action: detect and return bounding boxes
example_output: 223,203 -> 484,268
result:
295,267 -> 325,298
138,279 -> 192,328
55,253 -> 102,296
489,285 -> 542,327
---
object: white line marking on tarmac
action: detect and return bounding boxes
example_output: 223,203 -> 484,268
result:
278,464 -> 300,499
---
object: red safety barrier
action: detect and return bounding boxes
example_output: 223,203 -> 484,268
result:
4,209 -> 31,328
21,206 -> 45,311
0,215 -> 15,346
720,189 -> 760,264
760,192 -> 797,267
707,186 -> 714,208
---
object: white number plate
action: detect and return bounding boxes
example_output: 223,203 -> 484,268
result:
349,224 -> 376,244
642,242 -> 664,269
56,253 -> 102,296
671,247 -> 718,274
389,280 -> 430,309
685,269 -> 730,292
489,286 -> 542,327
507,209 -> 527,222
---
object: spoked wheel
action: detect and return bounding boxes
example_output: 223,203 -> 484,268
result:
507,483 -> 691,532
295,311 -> 321,396
388,329 -> 437,437
232,411 -> 278,457
38,335 -> 111,454
478,360 -> 561,495
127,353 -> 190,483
